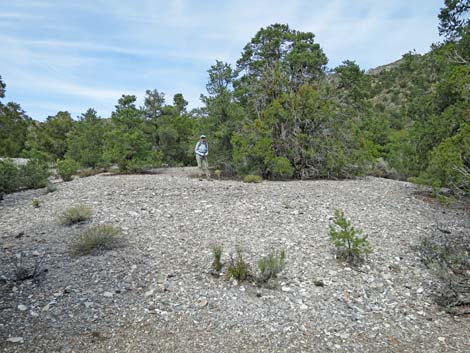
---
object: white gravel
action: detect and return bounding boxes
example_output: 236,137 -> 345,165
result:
1,171 -> 469,352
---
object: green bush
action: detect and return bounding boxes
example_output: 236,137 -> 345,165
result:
257,249 -> 286,283
225,246 -> 251,282
270,157 -> 294,179
243,175 -> 262,183
57,159 -> 80,182
211,243 -> 224,272
20,159 -> 50,189
32,199 -> 40,208
60,204 -> 92,225
0,159 -> 20,199
329,209 -> 371,265
73,225 -> 121,255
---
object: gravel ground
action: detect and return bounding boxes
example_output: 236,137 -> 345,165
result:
1,170 -> 469,352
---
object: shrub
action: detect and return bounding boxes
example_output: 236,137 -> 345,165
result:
20,159 -> 50,189
32,199 -> 40,208
243,175 -> 262,183
76,169 -> 102,178
60,204 -> 92,225
225,246 -> 251,282
417,226 -> 470,311
257,249 -> 286,283
57,159 -> 80,181
14,253 -> 46,281
270,157 -> 294,180
0,159 -> 19,199
73,225 -> 121,255
211,243 -> 224,272
329,209 -> 371,265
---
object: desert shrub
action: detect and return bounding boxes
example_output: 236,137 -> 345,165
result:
60,204 -> 92,225
0,159 -> 20,199
270,157 -> 294,180
417,226 -> 470,312
243,175 -> 262,183
57,158 -> 80,181
211,243 -> 224,272
225,246 -> 251,282
76,169 -> 102,178
32,199 -> 40,208
20,159 -> 50,189
257,249 -> 286,283
14,253 -> 46,281
73,225 -> 121,255
329,209 -> 371,265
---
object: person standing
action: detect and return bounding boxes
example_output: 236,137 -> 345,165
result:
195,135 -> 210,179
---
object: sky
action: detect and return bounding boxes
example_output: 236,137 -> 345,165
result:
0,0 -> 444,121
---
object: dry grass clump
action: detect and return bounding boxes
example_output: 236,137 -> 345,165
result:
60,204 -> 92,225
73,224 -> 121,255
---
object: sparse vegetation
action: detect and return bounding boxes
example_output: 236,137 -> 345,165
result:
14,253 -> 46,282
256,249 -> 286,284
60,204 -> 92,225
329,209 -> 371,265
243,175 -> 262,183
417,226 -> 470,313
76,168 -> 103,178
32,199 -> 40,208
211,243 -> 224,272
225,245 -> 251,282
73,224 -> 121,255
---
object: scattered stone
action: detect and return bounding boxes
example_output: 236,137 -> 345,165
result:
18,304 -> 28,311
103,292 -> 114,298
6,337 -> 24,343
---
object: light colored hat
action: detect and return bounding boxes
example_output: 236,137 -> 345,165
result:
200,135 -> 206,139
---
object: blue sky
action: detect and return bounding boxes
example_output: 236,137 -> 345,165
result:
1,0 -> 444,121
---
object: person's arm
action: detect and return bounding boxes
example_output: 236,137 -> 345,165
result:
205,142 -> 208,156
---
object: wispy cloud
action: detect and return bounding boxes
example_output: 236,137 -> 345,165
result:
0,0 -> 443,120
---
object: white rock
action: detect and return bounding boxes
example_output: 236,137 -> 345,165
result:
17,304 -> 28,311
6,337 -> 24,343
417,287 -> 424,294
103,291 -> 114,298
281,286 -> 291,292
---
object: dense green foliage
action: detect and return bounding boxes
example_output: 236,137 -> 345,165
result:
57,158 -> 80,182
0,158 -> 50,198
1,1 -> 469,196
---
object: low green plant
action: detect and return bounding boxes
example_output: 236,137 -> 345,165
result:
57,159 -> 80,182
60,204 -> 92,225
211,243 -> 224,272
225,245 -> 251,282
243,175 -> 262,183
329,209 -> 371,265
214,169 -> 222,179
32,199 -> 40,208
73,225 -> 121,255
257,249 -> 286,283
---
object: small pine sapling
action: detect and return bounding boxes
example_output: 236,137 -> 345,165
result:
329,209 -> 371,265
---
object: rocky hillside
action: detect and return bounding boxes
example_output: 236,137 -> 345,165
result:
1,171 -> 469,352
